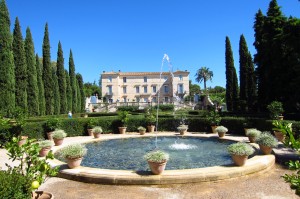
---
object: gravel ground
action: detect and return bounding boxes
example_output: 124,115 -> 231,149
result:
39,164 -> 299,199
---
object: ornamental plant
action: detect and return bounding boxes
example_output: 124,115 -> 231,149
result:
177,125 -> 188,131
52,129 -> 67,139
246,129 -> 261,137
256,132 -> 278,148
267,101 -> 284,119
45,118 -> 61,131
87,118 -> 97,129
227,142 -> 255,156
91,126 -> 103,134
38,140 -> 53,148
206,109 -> 221,126
137,126 -> 146,131
60,143 -> 87,159
118,110 -> 129,127
144,150 -> 169,163
215,126 -> 228,133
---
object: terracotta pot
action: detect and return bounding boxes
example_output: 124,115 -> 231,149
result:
139,130 -> 146,135
217,132 -> 225,138
231,155 -> 248,166
248,136 -> 256,143
32,190 -> 53,199
259,145 -> 273,155
179,129 -> 187,135
53,138 -> 64,146
93,132 -> 101,138
87,129 -> 93,136
47,132 -> 53,140
211,125 -> 218,133
39,147 -> 51,157
147,125 -> 155,133
274,131 -> 285,142
66,157 -> 83,169
18,136 -> 28,146
118,127 -> 127,134
147,161 -> 167,175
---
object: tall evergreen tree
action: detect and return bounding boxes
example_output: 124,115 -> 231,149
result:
53,68 -> 60,115
65,69 -> 72,112
56,41 -> 67,114
247,51 -> 257,111
25,27 -> 39,116
12,17 -> 28,113
36,54 -> 45,115
239,34 -> 249,111
76,79 -> 81,113
0,0 -> 15,117
69,50 -> 77,113
42,23 -> 54,115
225,36 -> 239,112
76,73 -> 85,112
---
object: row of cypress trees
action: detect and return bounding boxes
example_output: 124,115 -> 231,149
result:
0,0 -> 85,117
225,0 -> 300,113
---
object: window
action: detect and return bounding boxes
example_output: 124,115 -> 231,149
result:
123,87 -> 127,94
179,75 -> 183,81
108,76 -> 112,83
152,97 -> 157,102
164,97 -> 169,102
178,84 -> 184,94
144,86 -> 148,93
164,85 -> 169,93
144,76 -> 147,82
136,97 -> 140,102
123,97 -> 127,102
123,77 -> 126,83
152,86 -> 157,93
144,98 -> 148,102
107,86 -> 112,95
136,86 -> 140,93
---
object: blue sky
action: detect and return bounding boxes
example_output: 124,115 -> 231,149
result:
6,0 -> 300,88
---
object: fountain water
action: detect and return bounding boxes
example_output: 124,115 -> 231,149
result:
169,137 -> 198,150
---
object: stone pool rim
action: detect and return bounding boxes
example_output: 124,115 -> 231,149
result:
48,132 -> 275,185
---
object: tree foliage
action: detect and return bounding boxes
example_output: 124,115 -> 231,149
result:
56,41 -> 67,114
65,69 -> 72,112
195,66 -> 213,92
69,50 -> 77,113
36,54 -> 45,116
76,73 -> 85,112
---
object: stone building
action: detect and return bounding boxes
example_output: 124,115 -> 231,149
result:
101,70 -> 190,103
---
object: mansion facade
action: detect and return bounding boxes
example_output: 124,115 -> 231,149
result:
101,70 -> 190,103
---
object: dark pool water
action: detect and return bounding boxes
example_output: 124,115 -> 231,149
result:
56,136 -> 236,170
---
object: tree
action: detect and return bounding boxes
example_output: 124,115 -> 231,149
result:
13,17 -> 28,113
225,36 -> 239,112
195,67 -> 213,92
69,50 -> 77,113
36,54 -> 45,116
65,69 -> 72,112
76,73 -> 85,112
83,82 -> 101,97
0,0 -> 15,117
76,79 -> 81,113
247,51 -> 257,112
42,23 -> 54,115
56,41 -> 67,114
52,68 -> 60,115
25,27 -> 39,116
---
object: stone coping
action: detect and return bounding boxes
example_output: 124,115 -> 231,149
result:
48,133 -> 275,185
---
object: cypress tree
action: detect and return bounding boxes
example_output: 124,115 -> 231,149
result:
76,79 -> 81,113
225,36 -> 238,112
232,67 -> 239,112
247,51 -> 257,111
56,41 -> 67,114
25,27 -> 39,116
69,50 -> 77,113
13,17 -> 28,113
239,34 -> 249,111
0,0 -> 15,117
65,69 -> 72,112
42,23 -> 54,115
36,54 -> 45,115
53,68 -> 60,115
76,73 -> 85,112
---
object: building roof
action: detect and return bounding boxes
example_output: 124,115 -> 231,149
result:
101,70 -> 189,76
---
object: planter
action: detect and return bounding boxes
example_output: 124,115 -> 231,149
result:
18,136 -> 28,146
231,155 -> 248,166
274,131 -> 285,142
32,190 -> 53,199
87,129 -> 93,136
39,147 -> 51,157
217,132 -> 225,138
118,127 -> 127,134
66,157 -> 83,169
259,145 -> 273,155
93,132 -> 101,138
47,132 -> 53,140
278,115 -> 284,120
53,138 -> 64,146
211,125 -> 218,133
248,136 -> 256,143
147,161 -> 167,175
139,130 -> 146,135
147,125 -> 155,133
179,129 -> 187,135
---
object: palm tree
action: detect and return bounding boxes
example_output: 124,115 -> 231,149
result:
195,67 -> 213,92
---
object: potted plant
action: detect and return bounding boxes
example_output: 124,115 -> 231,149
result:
144,150 -> 169,175
45,118 -> 61,140
243,120 -> 253,135
59,143 -> 87,169
267,101 -> 284,120
177,125 -> 188,135
246,128 -> 261,143
92,126 -> 102,138
137,126 -> 146,135
272,120 -> 291,142
227,142 -> 255,166
145,109 -> 156,133
4,137 -> 58,198
52,129 -> 67,146
206,109 -> 221,133
17,135 -> 28,146
256,132 -> 278,155
87,118 -> 97,136
215,126 -> 228,138
118,110 -> 129,134
38,140 -> 53,157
